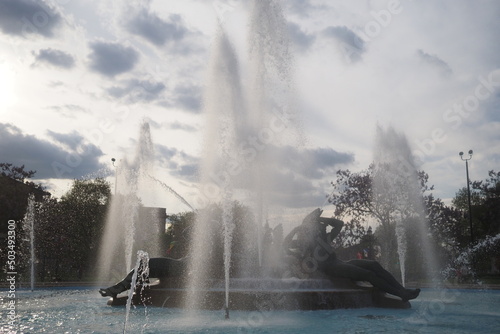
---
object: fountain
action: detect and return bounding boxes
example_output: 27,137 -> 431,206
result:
97,122 -> 162,283
146,175 -> 195,212
372,125 -> 440,285
22,194 -> 36,292
443,233 -> 500,283
124,250 -> 150,334
183,0 -> 304,313
103,0 -> 411,313
5,2 -> 500,333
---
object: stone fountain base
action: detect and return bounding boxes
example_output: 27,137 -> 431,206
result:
106,277 -> 410,310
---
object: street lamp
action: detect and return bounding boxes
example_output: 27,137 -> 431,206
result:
459,150 -> 473,243
111,158 -> 117,195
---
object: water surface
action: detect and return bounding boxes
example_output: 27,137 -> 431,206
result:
1,287 -> 499,333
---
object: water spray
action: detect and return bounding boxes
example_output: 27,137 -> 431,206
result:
319,195 -> 331,212
123,250 -> 149,334
23,194 -> 36,292
145,174 -> 196,212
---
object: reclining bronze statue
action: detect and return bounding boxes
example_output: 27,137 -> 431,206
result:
99,208 -> 419,304
99,257 -> 186,298
283,208 -> 420,302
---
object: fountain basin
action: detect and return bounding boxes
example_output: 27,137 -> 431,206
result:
4,287 -> 500,333
107,278 -> 410,310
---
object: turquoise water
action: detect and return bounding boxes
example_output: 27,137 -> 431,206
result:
1,287 -> 499,333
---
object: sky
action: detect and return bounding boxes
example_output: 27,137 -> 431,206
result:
0,0 -> 499,218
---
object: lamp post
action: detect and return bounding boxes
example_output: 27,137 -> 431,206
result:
111,158 -> 117,195
459,150 -> 473,244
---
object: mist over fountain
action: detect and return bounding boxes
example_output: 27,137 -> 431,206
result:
446,234 -> 500,280
101,0 -> 425,315
372,125 -> 440,285
185,26 -> 242,311
186,0 -> 302,311
97,122 -> 162,283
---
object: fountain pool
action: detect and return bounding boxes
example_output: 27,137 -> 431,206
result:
2,287 -> 499,333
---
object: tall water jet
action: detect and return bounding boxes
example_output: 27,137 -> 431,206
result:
246,0 -> 299,266
97,122 -> 160,283
22,194 -> 36,291
123,250 -> 149,334
372,125 -> 439,284
186,25 -> 241,310
186,0 -> 301,310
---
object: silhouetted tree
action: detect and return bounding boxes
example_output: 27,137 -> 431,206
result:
165,201 -> 258,278
452,170 -> 500,242
0,163 -> 47,229
329,164 -> 447,278
0,164 -> 48,281
328,167 -> 371,248
59,178 -> 111,279
34,178 -> 111,281
165,211 -> 196,258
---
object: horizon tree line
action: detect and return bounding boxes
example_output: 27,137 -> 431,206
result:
1,163 -> 498,282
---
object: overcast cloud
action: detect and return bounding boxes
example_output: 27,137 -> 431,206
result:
0,123 -> 107,180
166,121 -> 197,133
125,9 -> 188,47
106,78 -> 166,103
32,48 -> 75,69
167,84 -> 202,113
288,22 -> 315,51
416,49 -> 452,76
322,25 -> 365,62
87,41 -> 140,77
0,0 -> 62,38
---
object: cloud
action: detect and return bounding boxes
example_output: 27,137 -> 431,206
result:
125,9 -> 188,47
202,144 -> 353,208
105,77 -> 200,111
151,142 -> 353,208
156,83 -> 202,112
483,93 -> 500,122
156,144 -> 199,181
87,41 -> 140,77
106,78 -> 166,103
171,84 -> 202,112
285,0 -> 328,17
288,22 -> 315,51
0,0 -> 62,38
148,120 -> 198,132
323,25 -> 365,62
271,145 -> 354,180
416,49 -> 453,76
32,48 -> 75,69
258,145 -> 354,208
46,130 -> 86,151
0,123 -> 107,180
166,121 -> 197,132
267,170 -> 328,208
